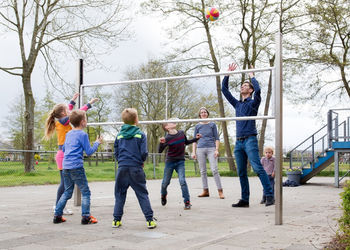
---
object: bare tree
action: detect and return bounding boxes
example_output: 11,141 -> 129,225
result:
0,0 -> 131,172
142,0 -> 236,170
4,94 -> 26,149
297,0 -> 350,102
224,0 -> 277,155
115,59 -> 206,153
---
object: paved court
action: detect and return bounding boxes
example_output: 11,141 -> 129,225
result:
0,177 -> 344,249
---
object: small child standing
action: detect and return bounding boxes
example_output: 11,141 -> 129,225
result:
113,108 -> 156,229
260,146 -> 275,204
159,120 -> 201,210
53,110 -> 102,224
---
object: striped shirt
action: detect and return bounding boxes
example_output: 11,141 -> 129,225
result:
159,130 -> 199,162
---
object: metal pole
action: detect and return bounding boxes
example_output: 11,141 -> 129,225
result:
153,154 -> 156,179
274,33 -> 283,225
311,135 -> 315,169
344,122 -> 346,141
334,151 -> 339,188
82,67 -> 274,88
348,117 -> 350,141
74,59 -> 83,207
335,114 -> 339,141
165,81 -> 168,120
327,110 -> 332,148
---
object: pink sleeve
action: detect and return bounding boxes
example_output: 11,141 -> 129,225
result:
79,103 -> 91,111
79,104 -> 89,111
68,100 -> 75,111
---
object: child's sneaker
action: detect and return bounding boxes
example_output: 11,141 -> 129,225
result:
147,218 -> 157,229
63,208 -> 74,215
184,201 -> 192,210
53,215 -> 66,224
81,215 -> 98,225
112,220 -> 122,228
161,195 -> 167,206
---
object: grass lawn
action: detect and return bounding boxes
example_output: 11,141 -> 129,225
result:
0,160 -> 349,187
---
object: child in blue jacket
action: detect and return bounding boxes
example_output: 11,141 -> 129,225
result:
113,108 -> 156,229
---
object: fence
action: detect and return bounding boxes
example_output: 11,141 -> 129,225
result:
0,149 -> 294,187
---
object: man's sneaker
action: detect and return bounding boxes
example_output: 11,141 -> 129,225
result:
184,201 -> 192,210
112,220 -> 122,228
147,218 -> 157,229
265,196 -> 275,206
81,215 -> 98,225
53,215 -> 66,224
161,195 -> 167,206
232,199 -> 249,207
63,208 -> 74,215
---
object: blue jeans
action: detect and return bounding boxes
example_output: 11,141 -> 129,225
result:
56,170 -> 64,205
161,160 -> 190,203
55,168 -> 91,217
268,175 -> 275,195
113,167 -> 153,221
234,136 -> 273,202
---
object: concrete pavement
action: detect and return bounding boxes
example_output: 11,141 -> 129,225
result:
0,177 -> 344,249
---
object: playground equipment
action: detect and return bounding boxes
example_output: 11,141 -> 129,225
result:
74,33 -> 283,224
288,108 -> 350,187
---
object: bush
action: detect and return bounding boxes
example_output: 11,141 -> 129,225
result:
338,181 -> 350,246
325,181 -> 350,249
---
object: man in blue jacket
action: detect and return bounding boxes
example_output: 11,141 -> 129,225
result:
221,63 -> 274,207
113,108 -> 156,229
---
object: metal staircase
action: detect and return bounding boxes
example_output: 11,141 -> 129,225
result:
287,109 -> 350,186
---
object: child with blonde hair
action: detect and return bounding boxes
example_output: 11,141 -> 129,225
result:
45,93 -> 98,218
53,110 -> 102,224
260,146 -> 275,204
113,108 -> 156,229
159,120 -> 201,210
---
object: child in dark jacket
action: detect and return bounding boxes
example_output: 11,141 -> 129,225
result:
113,108 -> 156,229
159,120 -> 201,210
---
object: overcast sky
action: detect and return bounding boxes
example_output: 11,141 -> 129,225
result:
0,6 -> 347,150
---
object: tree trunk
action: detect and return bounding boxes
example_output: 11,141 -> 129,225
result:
22,74 -> 35,173
258,57 -> 274,156
216,76 -> 236,171
201,0 -> 235,171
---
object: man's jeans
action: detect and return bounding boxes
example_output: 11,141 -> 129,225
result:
161,160 -> 190,203
113,166 -> 153,221
234,136 -> 273,202
55,168 -> 91,217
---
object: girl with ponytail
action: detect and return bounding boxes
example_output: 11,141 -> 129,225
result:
45,93 -> 98,217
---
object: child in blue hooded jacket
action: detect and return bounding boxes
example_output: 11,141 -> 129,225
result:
113,108 -> 156,229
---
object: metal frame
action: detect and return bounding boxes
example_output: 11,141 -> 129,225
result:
274,33 -> 283,225
77,33 -> 283,225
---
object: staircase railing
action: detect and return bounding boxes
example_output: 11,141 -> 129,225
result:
288,122 -> 331,171
288,122 -> 347,171
288,109 -> 350,172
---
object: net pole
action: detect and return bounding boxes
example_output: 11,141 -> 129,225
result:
165,80 -> 168,120
275,33 -> 283,225
74,59 -> 83,207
